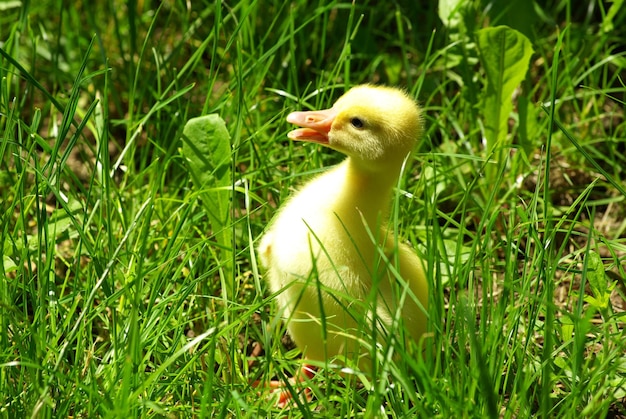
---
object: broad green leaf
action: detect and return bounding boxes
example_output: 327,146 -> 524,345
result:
181,114 -> 233,285
584,250 -> 615,310
587,251 -> 606,297
558,316 -> 574,343
438,0 -> 466,28
0,1 -> 22,11
45,199 -> 83,239
3,255 -> 17,273
476,26 -> 533,157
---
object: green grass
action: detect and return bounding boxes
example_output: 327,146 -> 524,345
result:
1,0 -> 625,417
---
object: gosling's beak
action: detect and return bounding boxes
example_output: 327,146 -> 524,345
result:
286,107 -> 337,145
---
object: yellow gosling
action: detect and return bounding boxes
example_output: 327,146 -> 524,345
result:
259,85 -> 428,376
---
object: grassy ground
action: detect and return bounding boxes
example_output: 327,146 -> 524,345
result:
1,0 -> 625,417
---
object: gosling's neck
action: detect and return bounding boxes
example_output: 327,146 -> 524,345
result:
331,157 -> 404,229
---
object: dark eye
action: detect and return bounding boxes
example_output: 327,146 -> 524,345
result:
350,117 -> 365,129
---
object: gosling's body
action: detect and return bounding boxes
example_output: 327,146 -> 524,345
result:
259,85 -> 428,368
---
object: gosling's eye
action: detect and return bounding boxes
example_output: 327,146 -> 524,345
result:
350,117 -> 365,129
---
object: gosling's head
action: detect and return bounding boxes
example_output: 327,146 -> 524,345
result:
286,85 -> 422,171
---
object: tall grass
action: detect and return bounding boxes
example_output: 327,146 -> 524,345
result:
1,0 -> 625,417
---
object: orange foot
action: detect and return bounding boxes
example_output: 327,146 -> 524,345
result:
253,364 -> 316,408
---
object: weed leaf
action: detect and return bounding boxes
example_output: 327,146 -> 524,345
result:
584,250 -> 615,310
181,114 -> 233,271
477,26 -> 533,155
438,0 -> 466,28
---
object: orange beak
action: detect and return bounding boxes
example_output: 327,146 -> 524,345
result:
286,108 -> 337,145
